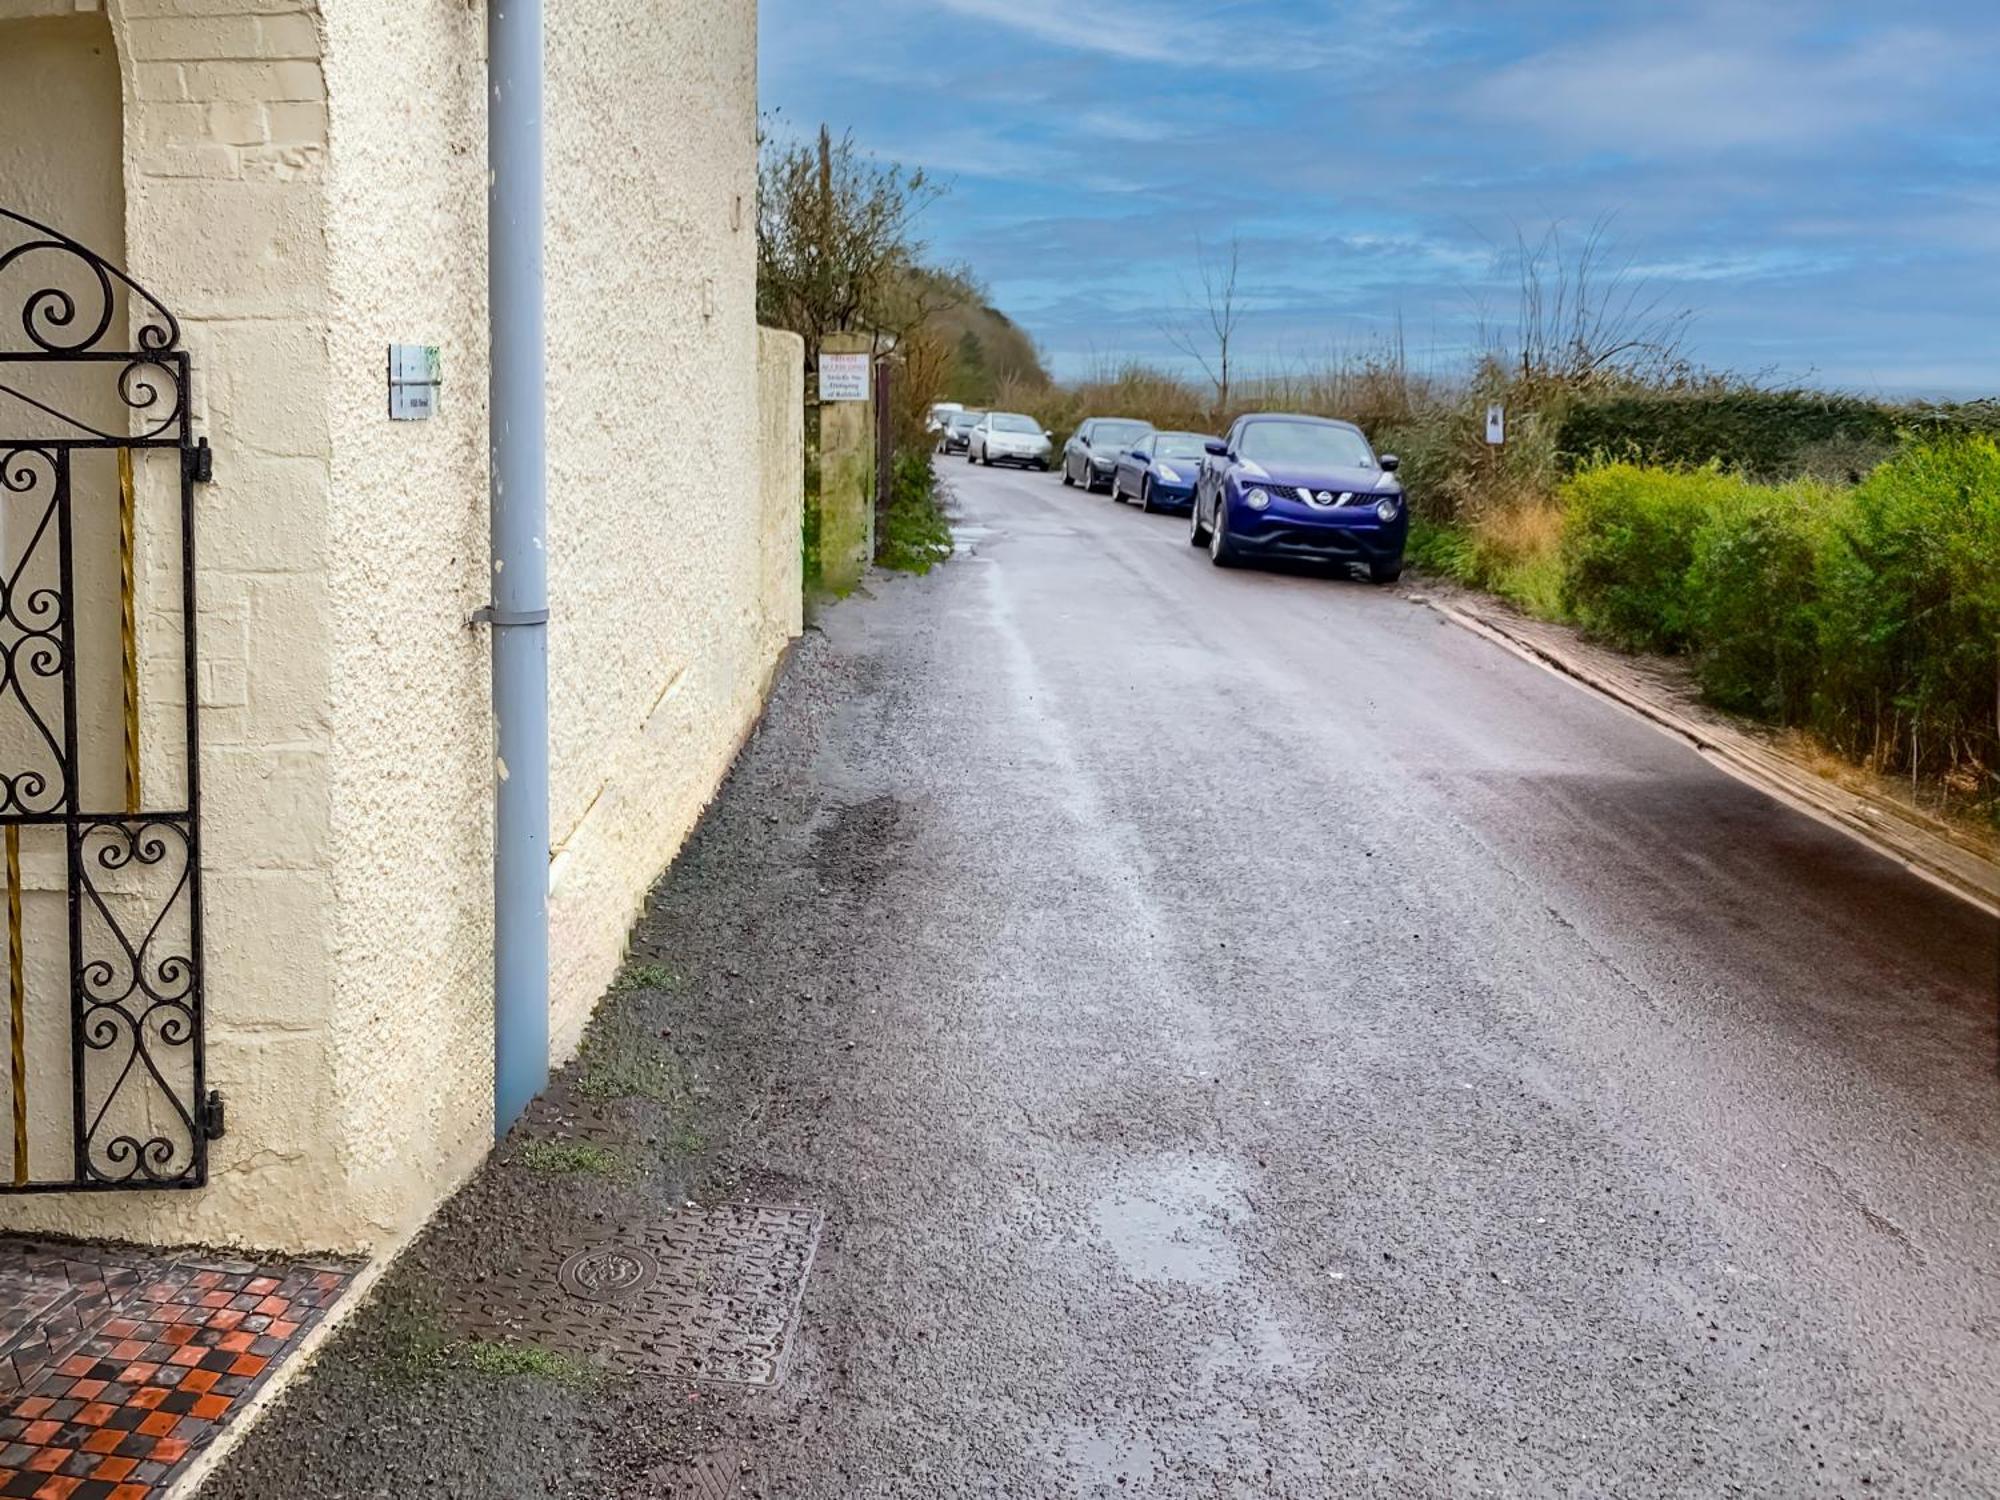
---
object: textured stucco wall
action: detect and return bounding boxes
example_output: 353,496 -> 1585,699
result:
313,0 -> 492,1247
2,0 -> 790,1254
759,328 -> 806,647
539,0 -> 770,1056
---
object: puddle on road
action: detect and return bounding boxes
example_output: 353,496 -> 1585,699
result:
1088,1155 -> 1247,1289
951,525 -> 994,554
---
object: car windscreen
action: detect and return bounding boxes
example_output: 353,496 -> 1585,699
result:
949,412 -> 983,429
991,414 -> 1041,434
1237,421 -> 1376,469
1157,433 -> 1213,459
1091,420 -> 1151,446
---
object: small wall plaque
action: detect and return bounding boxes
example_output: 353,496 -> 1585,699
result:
389,343 -> 442,420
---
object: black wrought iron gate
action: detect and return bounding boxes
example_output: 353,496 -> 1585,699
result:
0,207 -> 215,1193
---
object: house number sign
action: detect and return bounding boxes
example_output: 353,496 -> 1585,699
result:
388,343 -> 443,420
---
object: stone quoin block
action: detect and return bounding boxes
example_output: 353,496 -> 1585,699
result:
202,869 -> 336,1031
263,98 -> 327,146
131,178 -> 325,318
203,319 -> 333,457
121,12 -> 266,61
200,746 -> 332,872
207,100 -> 271,146
183,56 -> 324,102
196,453 -> 331,574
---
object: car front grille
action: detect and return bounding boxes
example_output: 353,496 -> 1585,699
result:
1254,483 -> 1377,507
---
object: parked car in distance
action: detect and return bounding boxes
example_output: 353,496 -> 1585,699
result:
968,411 -> 1054,469
1062,417 -> 1154,492
1189,414 -> 1406,582
926,401 -> 964,433
1109,430 -> 1218,513
936,408 -> 984,455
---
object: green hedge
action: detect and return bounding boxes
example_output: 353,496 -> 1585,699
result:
1556,392 -> 2000,482
1552,441 -> 2000,814
1558,463 -> 1741,652
1814,437 -> 2000,780
1685,480 -> 1840,721
1557,392 -> 1899,480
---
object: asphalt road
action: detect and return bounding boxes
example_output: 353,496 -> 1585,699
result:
742,460 -> 2000,1496
208,457 -> 2000,1498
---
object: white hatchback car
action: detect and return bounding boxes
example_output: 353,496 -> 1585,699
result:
967,412 -> 1054,470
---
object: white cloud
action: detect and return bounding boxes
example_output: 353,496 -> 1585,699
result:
864,128 -> 1068,181
1623,248 -> 1848,283
928,0 -> 1427,72
1075,108 -> 1186,144
1472,19 -> 1958,153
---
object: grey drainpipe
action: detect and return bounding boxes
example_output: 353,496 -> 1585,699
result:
487,0 -> 550,1135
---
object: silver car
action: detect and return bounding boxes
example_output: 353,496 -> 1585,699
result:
967,412 -> 1054,470
936,408 -> 984,455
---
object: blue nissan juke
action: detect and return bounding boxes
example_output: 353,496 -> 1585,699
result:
1189,413 -> 1407,582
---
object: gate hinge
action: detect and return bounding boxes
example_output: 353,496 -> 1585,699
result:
183,438 -> 214,485
199,1089 -> 226,1142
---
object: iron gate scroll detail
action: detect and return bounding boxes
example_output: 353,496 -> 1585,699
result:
0,207 -> 215,1192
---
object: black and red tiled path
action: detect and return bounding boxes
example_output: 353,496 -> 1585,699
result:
0,1238 -> 355,1498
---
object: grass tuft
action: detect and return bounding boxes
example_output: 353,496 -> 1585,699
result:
515,1139 -> 624,1177
609,962 -> 683,995
462,1340 -> 599,1386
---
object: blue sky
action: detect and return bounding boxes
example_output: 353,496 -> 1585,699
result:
758,1 -> 2000,396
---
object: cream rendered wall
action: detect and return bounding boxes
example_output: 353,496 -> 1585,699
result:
539,0 -> 771,1054
2,0 -> 794,1254
313,0 -> 788,1250
758,328 -> 807,647
312,0 -> 493,1251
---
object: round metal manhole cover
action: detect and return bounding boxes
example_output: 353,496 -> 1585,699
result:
558,1244 -> 660,1303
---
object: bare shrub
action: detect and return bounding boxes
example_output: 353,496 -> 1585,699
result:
1163,236 -> 1244,414
1497,217 -> 1697,394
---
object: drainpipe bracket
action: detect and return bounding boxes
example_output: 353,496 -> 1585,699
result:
468,604 -> 550,629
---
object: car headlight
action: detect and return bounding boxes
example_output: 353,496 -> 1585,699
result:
1375,497 -> 1401,522
1157,464 -> 1182,483
1245,488 -> 1270,511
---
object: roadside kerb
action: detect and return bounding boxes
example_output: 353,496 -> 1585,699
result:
1416,592 -> 2000,920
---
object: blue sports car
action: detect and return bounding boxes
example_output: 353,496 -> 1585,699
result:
1109,430 -> 1218,513
1189,413 -> 1407,582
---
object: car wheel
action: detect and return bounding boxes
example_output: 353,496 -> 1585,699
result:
1062,457 -> 1075,486
1189,492 -> 1211,546
1369,559 -> 1404,585
1138,478 -> 1155,514
1110,472 -> 1125,503
1208,498 -> 1239,567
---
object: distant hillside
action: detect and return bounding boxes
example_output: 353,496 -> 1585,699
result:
936,303 -> 1049,403
901,268 -> 1049,403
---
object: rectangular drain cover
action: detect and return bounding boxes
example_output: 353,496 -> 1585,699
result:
452,1203 -> 820,1386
